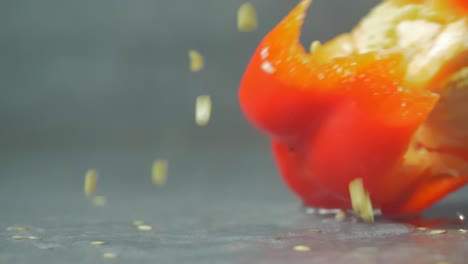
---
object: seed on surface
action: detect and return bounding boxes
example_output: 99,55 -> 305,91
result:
416,227 -> 429,231
137,225 -> 152,231
152,160 -> 168,186
195,95 -> 212,126
308,228 -> 321,233
335,210 -> 347,221
428,229 -> 447,235
293,245 -> 311,252
90,241 -> 105,246
458,229 -> 467,234
102,252 -> 117,259
237,3 -> 258,32
38,245 -> 53,250
84,169 -> 98,197
27,236 -> 40,240
309,40 -> 321,53
317,208 -> 341,215
188,50 -> 204,72
92,196 -> 107,207
11,235 -> 23,240
349,178 -> 374,222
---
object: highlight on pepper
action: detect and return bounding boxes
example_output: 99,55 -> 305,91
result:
238,0 -> 468,218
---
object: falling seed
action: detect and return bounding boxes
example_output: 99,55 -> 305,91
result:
349,178 -> 374,222
102,252 -> 117,259
308,228 -> 321,233
293,245 -> 311,252
195,95 -> 212,126
361,194 -> 375,222
7,226 -> 27,232
428,229 -> 447,235
237,2 -> 258,32
133,220 -> 144,226
309,40 -> 321,53
84,169 -> 98,197
27,236 -> 40,240
92,196 -> 107,207
137,225 -> 152,231
335,210 -> 347,221
90,241 -> 106,246
152,160 -> 168,186
458,229 -> 467,234
349,179 -> 365,212
188,50 -> 204,72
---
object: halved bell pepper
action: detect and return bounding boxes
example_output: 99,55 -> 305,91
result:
239,0 -> 468,217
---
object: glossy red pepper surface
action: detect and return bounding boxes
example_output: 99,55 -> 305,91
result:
239,0 -> 468,217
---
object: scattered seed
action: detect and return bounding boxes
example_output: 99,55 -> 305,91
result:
102,252 -> 117,259
90,241 -> 106,246
137,225 -> 152,231
458,229 -> 467,234
293,245 -> 311,252
428,229 -> 447,235
92,196 -> 107,207
436,261 -> 449,264
84,169 -> 98,197
38,245 -> 53,250
317,208 -> 341,215
237,2 -> 258,32
27,236 -> 40,240
308,228 -> 321,233
416,227 -> 428,231
133,220 -> 144,226
7,226 -> 27,232
349,178 -> 374,222
195,95 -> 212,126
309,40 -> 321,53
11,235 -> 23,240
188,50 -> 204,72
152,160 -> 168,186
335,210 -> 347,221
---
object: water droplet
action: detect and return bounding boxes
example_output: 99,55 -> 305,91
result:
456,211 -> 465,221
260,47 -> 269,59
261,61 -> 276,74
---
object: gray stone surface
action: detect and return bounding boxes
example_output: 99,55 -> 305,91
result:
0,146 -> 467,264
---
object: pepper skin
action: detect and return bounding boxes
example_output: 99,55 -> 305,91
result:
239,0 -> 468,217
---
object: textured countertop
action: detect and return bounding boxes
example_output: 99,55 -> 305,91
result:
1,145 -> 467,264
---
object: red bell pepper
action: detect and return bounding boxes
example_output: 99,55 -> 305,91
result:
239,0 -> 468,218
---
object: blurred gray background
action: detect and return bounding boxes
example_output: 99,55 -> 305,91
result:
0,0 -> 381,150
1,1 -> 467,263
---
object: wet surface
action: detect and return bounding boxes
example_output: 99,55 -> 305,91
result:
1,145 -> 467,264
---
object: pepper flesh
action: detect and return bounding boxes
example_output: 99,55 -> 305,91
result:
239,0 -> 468,217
